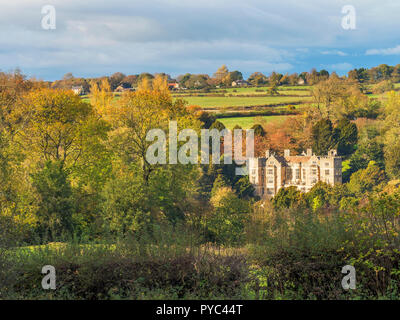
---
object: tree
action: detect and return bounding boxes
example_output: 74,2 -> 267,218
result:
310,77 -> 364,120
305,182 -> 332,211
234,176 -> 255,199
311,119 -> 336,155
223,71 -> 243,86
372,80 -> 394,94
347,161 -> 385,195
269,72 -> 283,86
63,73 -> 74,81
348,68 -> 369,83
20,88 -> 95,166
213,65 -> 229,82
272,186 -> 303,209
101,164 -> 152,235
211,174 -> 230,198
208,186 -> 249,245
90,78 -> 113,117
383,92 -> 400,179
248,72 -> 268,86
32,161 -> 74,240
109,72 -> 126,91
251,124 -> 266,137
335,118 -> 358,156
209,120 -> 226,131
346,139 -> 384,182
111,74 -> 200,183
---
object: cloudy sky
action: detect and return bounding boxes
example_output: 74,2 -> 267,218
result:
0,0 -> 399,80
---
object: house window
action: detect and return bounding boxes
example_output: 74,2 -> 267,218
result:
325,170 -> 330,175
267,169 -> 274,175
267,179 -> 274,184
303,169 -> 306,178
251,169 -> 256,175
312,169 -> 317,175
286,168 -> 292,179
325,162 -> 330,167
295,169 -> 300,179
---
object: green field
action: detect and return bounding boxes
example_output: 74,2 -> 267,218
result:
219,115 -> 295,129
177,96 -> 311,108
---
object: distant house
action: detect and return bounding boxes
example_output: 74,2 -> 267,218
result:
71,85 -> 84,95
297,78 -> 305,85
115,85 -> 133,93
168,82 -> 180,90
232,80 -> 249,87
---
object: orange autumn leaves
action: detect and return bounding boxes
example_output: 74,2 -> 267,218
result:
254,116 -> 313,157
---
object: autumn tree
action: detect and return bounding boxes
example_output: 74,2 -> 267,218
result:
248,72 -> 268,86
19,88 -> 109,176
90,78 -> 113,118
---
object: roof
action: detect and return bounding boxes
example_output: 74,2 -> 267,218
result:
284,156 -> 311,164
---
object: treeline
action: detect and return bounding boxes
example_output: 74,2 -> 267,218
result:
47,62 -> 400,93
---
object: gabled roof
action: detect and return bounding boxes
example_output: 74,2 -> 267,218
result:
285,156 -> 311,164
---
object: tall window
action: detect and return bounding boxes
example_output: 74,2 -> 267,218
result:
286,168 -> 292,179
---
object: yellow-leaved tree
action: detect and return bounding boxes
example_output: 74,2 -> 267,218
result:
89,78 -> 113,119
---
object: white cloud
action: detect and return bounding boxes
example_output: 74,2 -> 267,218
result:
0,0 -> 399,79
324,63 -> 353,71
365,45 -> 400,55
320,50 -> 348,56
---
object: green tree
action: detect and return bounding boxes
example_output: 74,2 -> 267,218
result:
273,186 -> 303,209
211,174 -> 230,198
32,161 -> 74,240
234,176 -> 255,199
208,187 -> 250,245
248,72 -> 268,86
335,118 -> 358,156
347,161 -> 385,196
251,124 -> 266,137
209,120 -> 226,131
311,119 -> 336,155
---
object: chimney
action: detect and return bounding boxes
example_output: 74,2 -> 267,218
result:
265,150 -> 270,158
329,149 -> 337,157
306,148 -> 312,156
284,149 -> 290,157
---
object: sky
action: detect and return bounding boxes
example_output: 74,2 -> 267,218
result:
0,0 -> 400,81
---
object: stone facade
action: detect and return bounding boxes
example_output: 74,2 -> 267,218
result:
249,149 -> 342,197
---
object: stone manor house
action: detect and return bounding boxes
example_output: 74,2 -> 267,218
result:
248,149 -> 342,198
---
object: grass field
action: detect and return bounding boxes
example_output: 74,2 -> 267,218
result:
219,115 -> 295,129
177,96 -> 311,108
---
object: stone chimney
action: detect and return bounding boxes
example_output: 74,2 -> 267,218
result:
328,149 -> 337,157
284,149 -> 290,157
265,150 -> 270,158
306,148 -> 313,156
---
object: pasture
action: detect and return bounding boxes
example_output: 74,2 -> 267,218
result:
177,95 -> 311,108
219,115 -> 295,129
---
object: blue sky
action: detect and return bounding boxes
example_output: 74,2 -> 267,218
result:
1,0 -> 400,81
